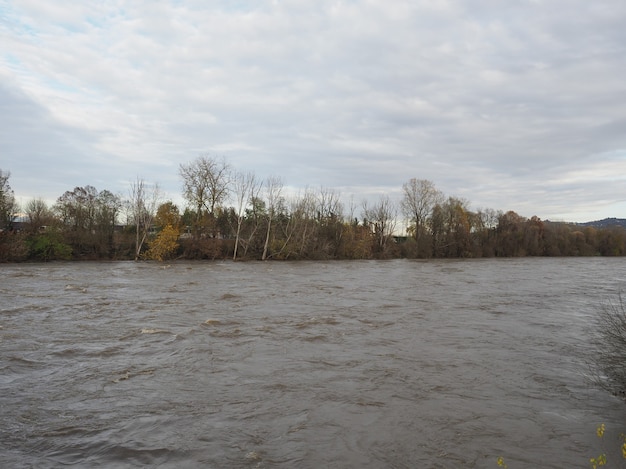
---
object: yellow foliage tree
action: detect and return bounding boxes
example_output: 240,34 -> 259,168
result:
145,224 -> 180,261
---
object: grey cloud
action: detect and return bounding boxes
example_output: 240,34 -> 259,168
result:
1,0 -> 625,221
0,82 -> 97,195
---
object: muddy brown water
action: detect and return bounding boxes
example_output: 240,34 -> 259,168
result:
1,258 -> 625,468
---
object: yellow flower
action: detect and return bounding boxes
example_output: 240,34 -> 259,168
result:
496,456 -> 507,468
622,441 -> 626,459
590,454 -> 606,469
597,423 -> 605,438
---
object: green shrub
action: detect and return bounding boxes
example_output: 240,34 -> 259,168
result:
28,232 -> 72,261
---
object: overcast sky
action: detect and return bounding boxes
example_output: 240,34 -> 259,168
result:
2,0 -> 625,223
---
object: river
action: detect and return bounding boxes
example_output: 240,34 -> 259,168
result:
1,258 -> 625,468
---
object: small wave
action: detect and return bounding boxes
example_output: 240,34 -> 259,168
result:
9,271 -> 36,278
7,355 -> 40,366
203,319 -> 242,327
49,347 -> 82,357
41,425 -> 91,437
112,368 -> 155,383
440,266 -> 463,273
294,316 -> 339,328
219,293 -> 239,300
355,400 -> 386,407
301,334 -> 328,342
358,319 -> 395,328
86,444 -> 180,466
209,328 -> 242,338
141,328 -> 169,334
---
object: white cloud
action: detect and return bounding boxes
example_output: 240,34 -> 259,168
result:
1,0 -> 625,222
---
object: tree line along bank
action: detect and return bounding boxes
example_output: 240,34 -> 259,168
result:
1,159 -> 625,262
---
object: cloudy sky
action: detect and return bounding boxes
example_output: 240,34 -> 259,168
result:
1,0 -> 625,223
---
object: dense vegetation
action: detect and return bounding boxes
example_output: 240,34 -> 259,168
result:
1,160 -> 625,262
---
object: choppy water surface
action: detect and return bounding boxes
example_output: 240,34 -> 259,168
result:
1,258 -> 625,468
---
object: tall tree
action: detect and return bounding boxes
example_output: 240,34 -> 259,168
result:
56,185 -> 99,235
241,196 -> 266,258
94,190 -> 122,257
363,195 -> 397,254
475,207 -> 501,256
232,170 -> 261,260
401,178 -> 443,256
179,155 -> 230,236
496,211 -> 526,257
314,187 -> 344,258
0,169 -> 17,231
441,197 -> 473,257
128,177 -> 160,260
316,186 -> 343,221
25,198 -> 54,233
262,176 -> 283,260
287,189 -> 317,258
55,186 -> 121,257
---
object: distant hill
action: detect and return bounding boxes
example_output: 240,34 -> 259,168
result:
577,218 -> 626,229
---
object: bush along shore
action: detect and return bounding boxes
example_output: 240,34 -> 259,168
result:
1,161 -> 625,262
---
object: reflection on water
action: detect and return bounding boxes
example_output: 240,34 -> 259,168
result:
1,258 -> 625,468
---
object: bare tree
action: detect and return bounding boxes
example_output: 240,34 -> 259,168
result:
477,207 -> 500,230
401,178 -> 443,254
240,196 -> 266,258
179,155 -> 230,235
25,198 -> 54,233
128,177 -> 160,260
274,189 -> 316,259
363,195 -> 397,252
314,186 -> 344,257
316,186 -> 343,221
591,293 -> 626,400
232,170 -> 261,260
262,176 -> 283,260
294,189 -> 317,257
346,194 -> 358,225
